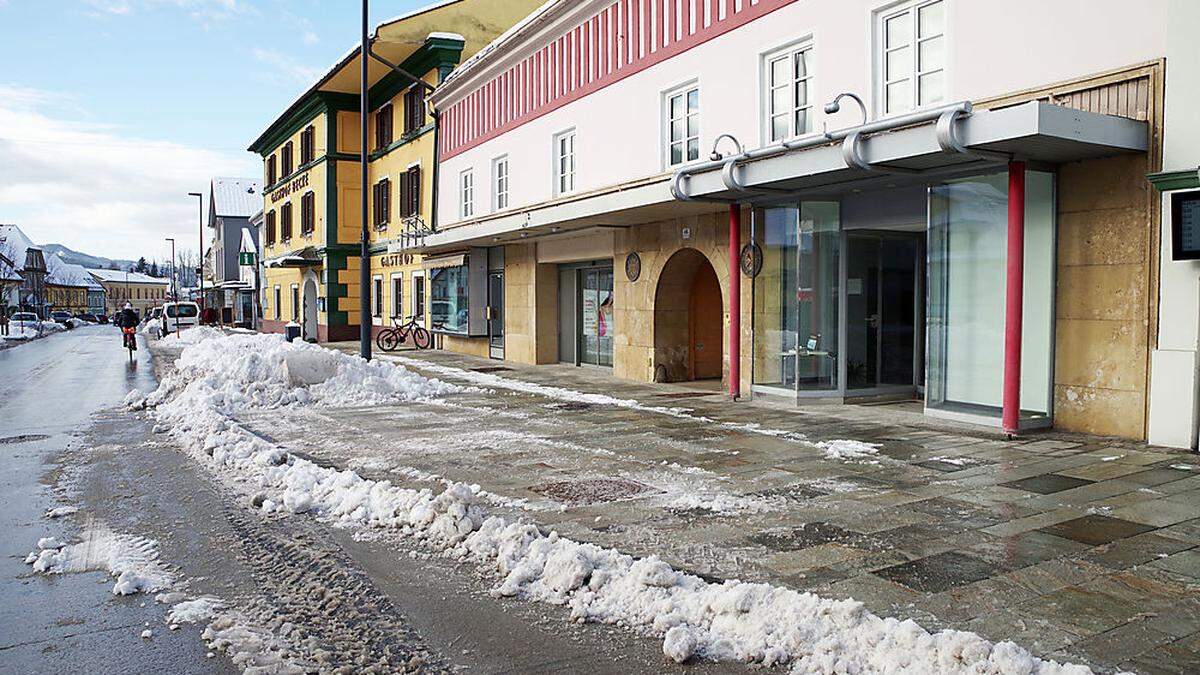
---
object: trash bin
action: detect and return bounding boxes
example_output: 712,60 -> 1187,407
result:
285,322 -> 301,343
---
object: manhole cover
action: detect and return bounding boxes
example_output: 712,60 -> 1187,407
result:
545,401 -> 594,411
470,366 -> 513,373
530,478 -> 653,505
0,434 -> 50,445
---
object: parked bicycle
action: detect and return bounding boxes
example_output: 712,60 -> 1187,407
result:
375,315 -> 432,352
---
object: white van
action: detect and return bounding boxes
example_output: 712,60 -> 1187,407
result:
161,301 -> 200,335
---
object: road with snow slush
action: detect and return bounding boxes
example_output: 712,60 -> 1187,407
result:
0,326 -> 719,674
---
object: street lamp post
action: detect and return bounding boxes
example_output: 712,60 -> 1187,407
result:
164,237 -> 176,302
188,192 -> 204,318
359,0 -> 372,361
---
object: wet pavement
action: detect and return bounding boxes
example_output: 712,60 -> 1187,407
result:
241,345 -> 1200,675
3,326 -> 742,673
0,325 -> 222,674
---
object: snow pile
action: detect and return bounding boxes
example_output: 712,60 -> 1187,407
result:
44,505 -> 78,518
145,332 -> 459,416
67,317 -> 87,328
166,596 -> 225,624
140,334 -> 1094,673
159,325 -> 223,345
814,439 -> 881,461
158,594 -> 307,673
25,525 -> 174,595
1,321 -> 65,343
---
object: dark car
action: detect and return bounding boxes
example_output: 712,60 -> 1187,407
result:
96,314 -> 109,324
75,313 -> 98,323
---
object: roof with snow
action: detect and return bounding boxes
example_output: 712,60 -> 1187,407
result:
47,257 -> 104,289
0,224 -> 40,276
86,268 -> 170,285
211,178 -> 262,219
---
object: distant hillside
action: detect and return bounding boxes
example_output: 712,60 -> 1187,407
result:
43,244 -> 137,271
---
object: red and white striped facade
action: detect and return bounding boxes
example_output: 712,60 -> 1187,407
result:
431,0 -> 1168,233
437,0 -> 795,161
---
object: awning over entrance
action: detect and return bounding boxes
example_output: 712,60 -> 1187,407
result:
421,252 -> 467,270
673,101 -> 1147,203
264,247 -> 321,268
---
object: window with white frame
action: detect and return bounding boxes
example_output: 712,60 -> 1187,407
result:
553,129 -> 575,195
459,169 -> 474,219
391,274 -> 403,318
765,43 -> 813,142
665,85 -> 700,166
492,155 -> 509,211
878,0 -> 945,115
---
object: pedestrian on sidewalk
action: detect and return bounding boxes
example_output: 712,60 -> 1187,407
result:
0,309 -> 8,337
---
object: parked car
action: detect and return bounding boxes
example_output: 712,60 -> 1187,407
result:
48,309 -> 73,326
96,314 -> 109,324
75,313 -> 98,323
9,312 -> 38,325
161,301 -> 200,334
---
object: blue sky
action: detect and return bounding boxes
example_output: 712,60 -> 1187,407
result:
0,0 -> 432,261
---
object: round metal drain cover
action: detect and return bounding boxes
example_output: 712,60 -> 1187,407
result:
0,434 -> 50,445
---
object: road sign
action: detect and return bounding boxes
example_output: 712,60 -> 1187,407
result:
239,252 -> 256,266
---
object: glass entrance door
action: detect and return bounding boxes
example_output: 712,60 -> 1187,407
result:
487,271 -> 503,359
578,267 -> 613,367
845,233 -> 922,391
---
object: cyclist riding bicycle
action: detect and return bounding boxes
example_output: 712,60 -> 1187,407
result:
115,302 -> 139,350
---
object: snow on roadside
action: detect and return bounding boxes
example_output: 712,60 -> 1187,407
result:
137,332 -> 1092,674
24,524 -> 174,595
384,355 -> 880,463
158,594 -> 308,674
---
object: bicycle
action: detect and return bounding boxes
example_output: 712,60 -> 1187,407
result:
375,315 -> 432,352
122,326 -> 137,362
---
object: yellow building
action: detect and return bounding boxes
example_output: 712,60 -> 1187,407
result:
87,268 -> 170,318
247,0 -> 542,342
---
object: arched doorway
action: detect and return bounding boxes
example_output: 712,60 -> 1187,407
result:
301,276 -> 318,342
653,248 -> 723,382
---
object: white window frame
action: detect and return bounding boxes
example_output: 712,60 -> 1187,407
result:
875,0 -> 946,117
390,272 -> 404,319
553,129 -> 576,196
371,274 -> 384,323
492,155 -> 510,212
662,81 -> 700,168
459,168 -> 475,219
411,270 -> 426,321
761,40 -> 814,144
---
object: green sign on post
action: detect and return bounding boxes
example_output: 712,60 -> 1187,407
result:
239,252 -> 256,266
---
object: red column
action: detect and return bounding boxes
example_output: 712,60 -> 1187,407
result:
1002,161 -> 1026,435
729,203 -> 741,400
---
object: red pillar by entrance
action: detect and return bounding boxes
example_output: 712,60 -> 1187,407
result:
1002,161 -> 1026,435
729,203 -> 741,400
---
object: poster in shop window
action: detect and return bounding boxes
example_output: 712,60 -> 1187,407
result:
583,293 -> 598,336
582,290 -> 613,337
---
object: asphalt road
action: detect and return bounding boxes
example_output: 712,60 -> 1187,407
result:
0,326 -> 720,674
0,324 -> 223,674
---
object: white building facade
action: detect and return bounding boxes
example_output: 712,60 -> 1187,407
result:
424,0 -> 1181,444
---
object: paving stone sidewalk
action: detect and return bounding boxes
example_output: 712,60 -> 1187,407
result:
248,347 -> 1200,674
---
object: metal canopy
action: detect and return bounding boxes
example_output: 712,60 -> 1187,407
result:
677,101 -> 1148,203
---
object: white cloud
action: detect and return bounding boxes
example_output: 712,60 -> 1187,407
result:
84,0 -> 253,24
0,84 -> 257,260
252,48 -> 323,86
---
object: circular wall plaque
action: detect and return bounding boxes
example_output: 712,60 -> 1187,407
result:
740,243 -> 763,278
625,252 -> 642,282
